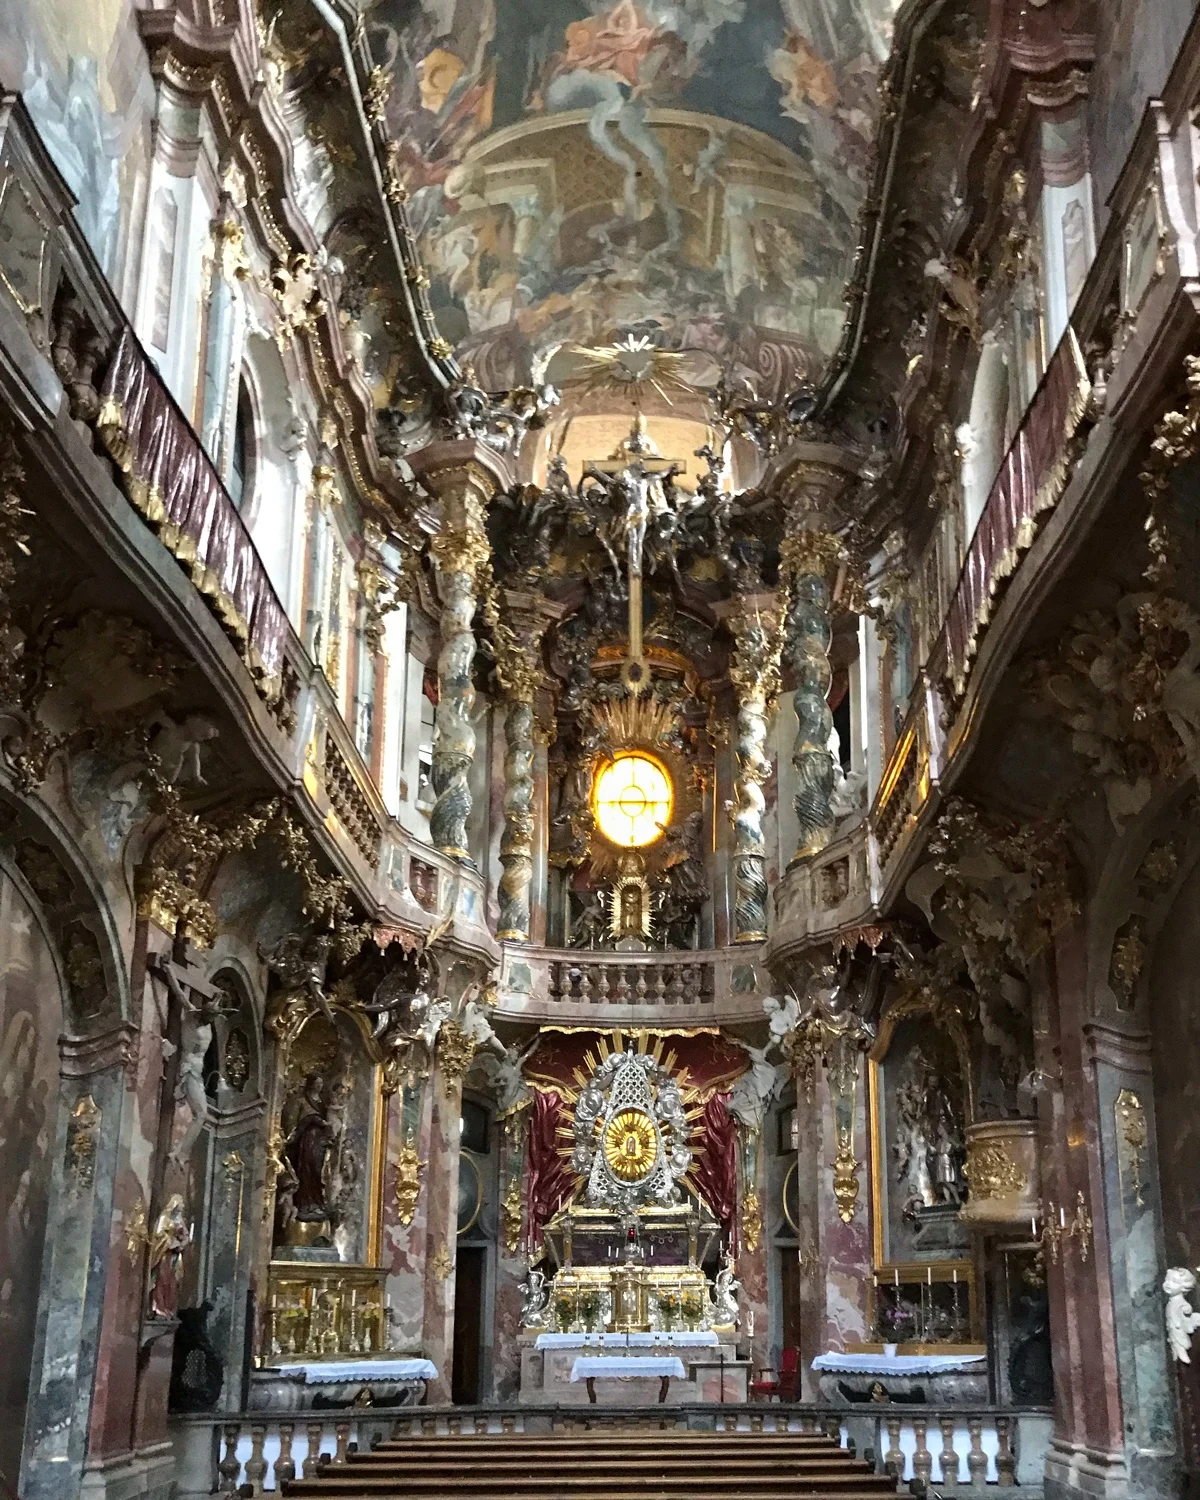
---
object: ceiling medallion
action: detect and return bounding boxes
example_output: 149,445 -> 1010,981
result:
603,1109 -> 658,1183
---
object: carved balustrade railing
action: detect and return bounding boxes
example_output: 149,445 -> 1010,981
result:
172,1403 -> 1052,1496
496,945 -> 767,1023
551,951 -> 715,1007
938,327 -> 1092,702
0,94 -> 496,955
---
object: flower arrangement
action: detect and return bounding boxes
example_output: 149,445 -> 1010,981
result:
578,1287 -> 603,1332
681,1288 -> 705,1331
658,1290 -> 681,1331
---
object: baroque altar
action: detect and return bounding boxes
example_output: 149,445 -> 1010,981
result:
518,1044 -> 747,1403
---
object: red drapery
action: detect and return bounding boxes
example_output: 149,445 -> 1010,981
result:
526,1089 -> 576,1247
690,1092 -> 739,1246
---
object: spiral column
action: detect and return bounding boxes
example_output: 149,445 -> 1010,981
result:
781,530 -> 842,863
719,594 -> 785,944
411,444 -> 508,863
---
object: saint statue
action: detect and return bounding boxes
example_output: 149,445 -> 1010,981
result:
285,1073 -> 336,1227
148,1193 -> 192,1319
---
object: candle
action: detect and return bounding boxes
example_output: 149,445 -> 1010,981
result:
894,1268 -> 899,1287
1031,1217 -> 1037,1237
927,1266 -> 931,1286
1060,1206 -> 1066,1228
748,1311 -> 754,1339
952,1268 -> 957,1285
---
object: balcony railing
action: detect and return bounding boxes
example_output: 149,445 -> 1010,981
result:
498,945 -> 766,1023
940,327 -> 1092,699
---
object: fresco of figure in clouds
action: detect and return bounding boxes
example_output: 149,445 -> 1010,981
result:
366,0 -> 911,392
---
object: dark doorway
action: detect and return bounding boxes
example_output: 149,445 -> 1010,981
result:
452,1246 -> 486,1404
780,1248 -> 802,1358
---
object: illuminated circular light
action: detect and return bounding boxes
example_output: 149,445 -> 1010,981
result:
603,1109 -> 658,1181
592,752 -> 673,848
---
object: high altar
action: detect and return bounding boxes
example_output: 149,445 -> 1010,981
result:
517,1047 -> 748,1404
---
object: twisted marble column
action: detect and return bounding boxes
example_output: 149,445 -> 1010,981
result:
427,471 -> 492,861
491,592 -> 562,942
722,595 -> 785,944
498,697 -> 535,940
782,532 -> 841,863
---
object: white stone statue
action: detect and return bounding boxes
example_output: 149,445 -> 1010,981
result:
1164,1267 -> 1200,1364
763,991 -> 800,1046
712,1249 -> 741,1328
521,1265 -> 550,1329
728,1041 -> 787,1131
156,960 -> 233,1170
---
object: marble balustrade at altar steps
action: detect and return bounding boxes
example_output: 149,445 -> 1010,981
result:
172,1403 -> 1050,1497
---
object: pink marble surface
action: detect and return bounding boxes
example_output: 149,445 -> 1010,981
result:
421,1064 -> 463,1402
88,932 -> 171,1461
491,1126 -> 526,1399
383,1081 -> 434,1353
818,1066 -> 871,1353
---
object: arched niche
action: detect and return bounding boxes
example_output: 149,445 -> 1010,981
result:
868,994 -> 974,1270
169,961 -> 266,1414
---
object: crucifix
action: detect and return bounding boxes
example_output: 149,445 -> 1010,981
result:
585,414 -> 681,696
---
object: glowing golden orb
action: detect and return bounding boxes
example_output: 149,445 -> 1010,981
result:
592,751 -> 673,849
603,1108 -> 658,1182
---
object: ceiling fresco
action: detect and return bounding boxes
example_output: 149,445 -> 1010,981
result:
370,0 -> 906,401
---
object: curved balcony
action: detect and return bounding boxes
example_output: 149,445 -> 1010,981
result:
495,944 -> 768,1025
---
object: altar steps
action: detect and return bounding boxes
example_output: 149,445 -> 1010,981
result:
281,1433 -> 898,1500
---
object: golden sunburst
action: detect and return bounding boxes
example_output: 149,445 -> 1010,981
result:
603,1108 -> 658,1182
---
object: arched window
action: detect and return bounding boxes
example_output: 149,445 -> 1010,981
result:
227,385 -> 253,510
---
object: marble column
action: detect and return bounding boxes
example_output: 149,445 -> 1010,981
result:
492,593 -> 563,943
421,1017 -> 477,1403
739,1126 -> 770,1374
783,995 -> 874,1392
715,594 -> 785,943
780,530 -> 841,864
383,1078 -> 434,1353
492,1109 -> 529,1400
409,443 -> 511,863
1035,920 -> 1129,1500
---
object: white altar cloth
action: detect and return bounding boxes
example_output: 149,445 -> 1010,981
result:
285,1359 -> 438,1383
811,1352 -> 986,1375
537,1332 -> 719,1351
570,1356 -> 686,1382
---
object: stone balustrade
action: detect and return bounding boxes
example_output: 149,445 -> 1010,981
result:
172,1403 -> 1051,1496
496,944 -> 767,1024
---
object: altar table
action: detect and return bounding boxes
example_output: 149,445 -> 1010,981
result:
570,1355 -> 687,1404
812,1352 -> 986,1375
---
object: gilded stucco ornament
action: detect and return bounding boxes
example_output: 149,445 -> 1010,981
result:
436,1019 -> 476,1084
395,1142 -> 422,1226
270,253 -> 326,346
777,965 -> 874,1223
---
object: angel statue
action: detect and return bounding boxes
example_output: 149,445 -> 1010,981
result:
1165,1267 -> 1200,1363
261,928 -> 336,1025
521,1264 -> 550,1329
711,1248 -> 741,1328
